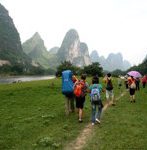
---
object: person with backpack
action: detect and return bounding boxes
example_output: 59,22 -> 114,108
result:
104,73 -> 115,106
128,76 -> 136,103
74,74 -> 88,123
89,75 -> 104,125
141,75 -> 147,88
62,70 -> 78,115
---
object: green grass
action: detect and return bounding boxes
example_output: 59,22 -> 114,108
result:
0,78 -> 147,149
84,86 -> 147,150
0,78 -> 91,149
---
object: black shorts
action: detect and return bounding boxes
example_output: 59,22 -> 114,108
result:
75,96 -> 85,109
65,93 -> 74,99
129,88 -> 135,95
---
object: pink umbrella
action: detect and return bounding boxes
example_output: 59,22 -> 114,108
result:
127,71 -> 142,78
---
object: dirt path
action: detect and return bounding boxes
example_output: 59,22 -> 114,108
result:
64,91 -> 126,150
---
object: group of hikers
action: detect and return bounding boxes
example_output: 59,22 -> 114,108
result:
62,70 -> 147,126
62,70 -> 115,125
123,74 -> 147,102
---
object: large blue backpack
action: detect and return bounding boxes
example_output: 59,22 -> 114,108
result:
62,70 -> 74,96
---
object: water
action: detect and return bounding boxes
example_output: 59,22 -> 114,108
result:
0,75 -> 55,84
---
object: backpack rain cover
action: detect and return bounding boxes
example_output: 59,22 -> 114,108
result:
62,70 -> 74,95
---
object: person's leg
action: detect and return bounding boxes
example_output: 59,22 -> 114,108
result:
132,89 -> 136,102
106,90 -> 110,105
111,91 -> 115,105
130,95 -> 133,102
65,97 -> 70,115
78,97 -> 85,122
91,104 -> 96,124
138,83 -> 140,90
70,96 -> 75,112
75,97 -> 80,115
143,82 -> 145,88
129,89 -> 133,102
96,103 -> 102,122
132,95 -> 135,102
79,108 -> 83,122
76,97 -> 82,122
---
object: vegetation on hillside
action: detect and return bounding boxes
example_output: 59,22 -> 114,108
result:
127,59 -> 147,75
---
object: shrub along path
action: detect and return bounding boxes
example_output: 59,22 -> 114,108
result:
64,91 -> 127,150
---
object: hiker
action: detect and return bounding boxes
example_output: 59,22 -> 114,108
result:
103,73 -> 115,106
141,75 -> 147,88
128,76 -> 136,103
135,77 -> 140,91
124,76 -> 129,90
62,70 -> 78,115
89,75 -> 104,125
117,76 -> 122,90
74,74 -> 88,123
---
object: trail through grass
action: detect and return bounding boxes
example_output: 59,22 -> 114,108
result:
64,91 -> 127,150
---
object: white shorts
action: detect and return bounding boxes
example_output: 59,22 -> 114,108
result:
106,90 -> 114,100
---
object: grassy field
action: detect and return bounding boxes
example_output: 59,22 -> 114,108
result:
0,77 -> 147,149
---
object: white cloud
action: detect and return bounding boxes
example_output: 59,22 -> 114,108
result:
0,0 -> 147,65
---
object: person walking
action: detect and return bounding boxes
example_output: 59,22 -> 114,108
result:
103,73 -> 115,106
128,76 -> 136,103
117,75 -> 123,94
124,76 -> 129,90
89,75 -> 104,125
62,70 -> 78,115
141,75 -> 147,88
74,74 -> 88,123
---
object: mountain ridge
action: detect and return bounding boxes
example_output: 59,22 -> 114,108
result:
90,50 -> 131,71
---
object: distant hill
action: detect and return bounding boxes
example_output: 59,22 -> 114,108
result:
0,4 -> 31,66
90,50 -> 131,71
0,3 -> 139,74
22,33 -> 58,69
0,3 -> 42,74
57,29 -> 91,67
48,47 -> 59,55
23,29 -> 92,69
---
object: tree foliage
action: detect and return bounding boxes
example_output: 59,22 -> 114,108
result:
56,61 -> 80,76
111,69 -> 125,77
126,59 -> 147,75
56,61 -> 103,77
83,62 -> 103,76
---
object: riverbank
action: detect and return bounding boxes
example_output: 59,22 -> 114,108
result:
0,75 -> 55,84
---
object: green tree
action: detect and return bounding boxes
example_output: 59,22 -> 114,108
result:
111,69 -> 125,77
126,59 -> 147,75
83,62 -> 103,76
56,61 -> 81,76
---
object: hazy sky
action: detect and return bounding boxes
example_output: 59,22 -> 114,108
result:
0,0 -> 147,65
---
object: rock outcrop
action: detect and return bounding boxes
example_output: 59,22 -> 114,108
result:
57,29 -> 91,67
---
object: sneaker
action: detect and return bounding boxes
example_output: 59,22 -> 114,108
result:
79,119 -> 83,123
95,118 -> 101,124
112,103 -> 116,106
92,123 -> 95,126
